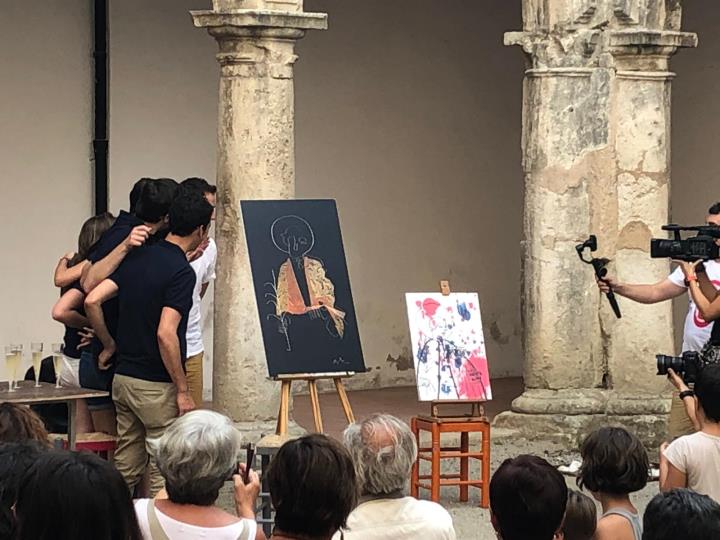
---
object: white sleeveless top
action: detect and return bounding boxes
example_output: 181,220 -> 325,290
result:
134,499 -> 256,540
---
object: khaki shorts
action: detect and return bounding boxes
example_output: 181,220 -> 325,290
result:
185,352 -> 204,407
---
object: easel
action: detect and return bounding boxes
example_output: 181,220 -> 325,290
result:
275,371 -> 356,435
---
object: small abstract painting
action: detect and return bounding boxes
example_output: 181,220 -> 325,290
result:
405,293 -> 492,402
242,200 -> 365,377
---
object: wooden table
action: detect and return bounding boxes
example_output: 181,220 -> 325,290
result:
0,381 -> 109,450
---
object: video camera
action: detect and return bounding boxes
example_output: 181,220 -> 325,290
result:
650,225 -> 720,262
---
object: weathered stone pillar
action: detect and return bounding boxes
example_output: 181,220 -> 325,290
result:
192,1 -> 327,424
494,1 -> 696,445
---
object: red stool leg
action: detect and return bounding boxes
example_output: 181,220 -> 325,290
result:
460,431 -> 469,502
411,417 -> 419,498
431,422 -> 441,502
480,424 -> 491,508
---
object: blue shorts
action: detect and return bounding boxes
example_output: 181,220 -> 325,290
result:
79,350 -> 115,410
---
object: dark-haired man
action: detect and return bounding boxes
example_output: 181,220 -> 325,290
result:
85,189 -> 213,494
661,364 -> 720,503
643,489 -> 720,540
180,177 -> 217,406
78,178 -> 179,405
598,202 -> 720,439
489,454 -> 567,540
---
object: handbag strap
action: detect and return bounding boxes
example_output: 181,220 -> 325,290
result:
146,500 -> 172,540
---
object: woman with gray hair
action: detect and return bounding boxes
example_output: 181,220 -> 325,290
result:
133,410 -> 265,540
335,413 -> 456,539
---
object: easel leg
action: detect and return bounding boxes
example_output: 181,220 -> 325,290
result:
308,380 -> 324,433
275,380 -> 292,436
333,378 -> 355,424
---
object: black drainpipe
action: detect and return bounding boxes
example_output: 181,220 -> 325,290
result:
92,0 -> 109,214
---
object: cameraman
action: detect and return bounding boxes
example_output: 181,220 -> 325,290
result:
598,203 -> 720,438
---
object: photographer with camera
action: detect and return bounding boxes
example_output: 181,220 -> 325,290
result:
659,364 -> 720,503
597,203 -> 720,438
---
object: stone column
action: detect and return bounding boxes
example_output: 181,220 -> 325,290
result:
494,0 -> 696,445
192,1 -> 327,426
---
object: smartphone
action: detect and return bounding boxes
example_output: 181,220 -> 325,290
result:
243,443 -> 256,484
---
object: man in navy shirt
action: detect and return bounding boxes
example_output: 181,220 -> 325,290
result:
85,189 -> 211,494
79,178 -> 178,401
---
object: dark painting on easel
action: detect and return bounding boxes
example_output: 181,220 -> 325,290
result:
241,200 -> 366,377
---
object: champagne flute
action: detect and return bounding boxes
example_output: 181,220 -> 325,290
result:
51,343 -> 63,389
5,344 -> 22,392
31,342 -> 43,388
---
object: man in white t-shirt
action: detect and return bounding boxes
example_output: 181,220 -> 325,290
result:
598,203 -> 720,438
661,364 -> 720,503
181,178 -> 217,406
335,414 -> 456,540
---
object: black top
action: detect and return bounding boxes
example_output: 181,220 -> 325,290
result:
60,281 -> 85,360
86,211 -> 143,358
710,318 -> 720,346
110,240 -> 196,383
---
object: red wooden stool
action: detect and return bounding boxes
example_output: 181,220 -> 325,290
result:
411,415 -> 491,508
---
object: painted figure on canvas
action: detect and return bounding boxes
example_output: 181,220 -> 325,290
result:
406,293 -> 492,401
267,215 -> 346,351
242,200 -> 365,377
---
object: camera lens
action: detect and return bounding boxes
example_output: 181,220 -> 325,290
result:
656,354 -> 685,376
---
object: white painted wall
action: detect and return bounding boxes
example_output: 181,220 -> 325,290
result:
0,0 -> 92,380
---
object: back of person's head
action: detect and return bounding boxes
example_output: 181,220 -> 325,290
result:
642,489 -> 720,540
72,212 -> 115,266
489,454 -> 567,540
152,410 -> 242,506
578,426 -> 648,496
181,177 -> 216,197
709,202 -> 720,216
169,189 -> 213,237
133,177 -> 178,223
0,442 -> 45,540
14,450 -> 142,540
0,403 -> 50,446
695,364 -> 720,422
343,413 -> 417,497
268,434 -> 357,538
129,178 -> 150,213
562,489 -> 597,540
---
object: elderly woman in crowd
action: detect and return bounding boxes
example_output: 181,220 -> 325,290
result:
0,403 -> 51,446
134,410 -> 263,540
268,434 -> 357,540
335,414 -> 456,539
14,449 -> 142,540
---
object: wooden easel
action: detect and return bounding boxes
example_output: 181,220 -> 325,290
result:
275,371 -> 356,435
429,280 -> 488,421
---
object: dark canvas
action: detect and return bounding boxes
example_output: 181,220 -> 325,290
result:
241,200 -> 366,377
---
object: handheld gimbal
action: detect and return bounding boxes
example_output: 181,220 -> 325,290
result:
576,235 -> 622,319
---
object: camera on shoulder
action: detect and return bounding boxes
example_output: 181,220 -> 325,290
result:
650,224 -> 720,261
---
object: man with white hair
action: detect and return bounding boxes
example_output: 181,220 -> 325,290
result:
335,413 -> 456,539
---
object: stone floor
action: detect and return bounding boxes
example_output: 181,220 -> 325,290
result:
219,378 -> 662,539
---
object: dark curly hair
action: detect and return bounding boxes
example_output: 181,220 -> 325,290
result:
577,426 -> 648,495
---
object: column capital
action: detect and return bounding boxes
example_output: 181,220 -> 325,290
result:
191,9 -> 327,37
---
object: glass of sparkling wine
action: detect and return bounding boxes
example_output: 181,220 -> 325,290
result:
5,344 -> 22,392
51,343 -> 63,389
31,342 -> 43,387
